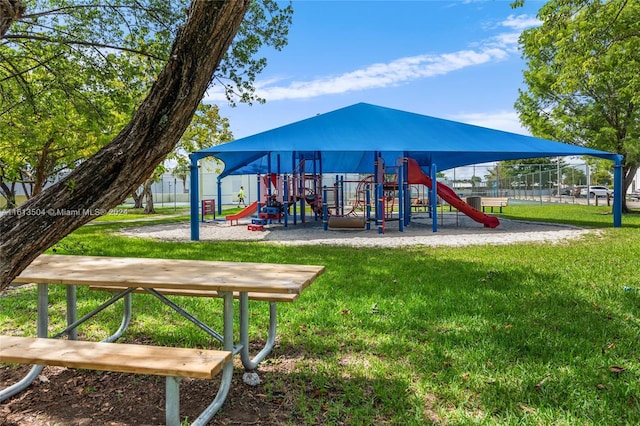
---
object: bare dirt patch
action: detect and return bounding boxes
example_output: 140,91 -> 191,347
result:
1,351 -> 303,426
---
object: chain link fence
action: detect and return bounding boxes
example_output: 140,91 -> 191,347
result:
484,162 -> 603,202
140,161 -> 616,208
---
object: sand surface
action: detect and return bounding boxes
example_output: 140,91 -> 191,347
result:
120,212 -> 593,248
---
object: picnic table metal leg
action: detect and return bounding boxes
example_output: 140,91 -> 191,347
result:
0,363 -> 44,402
239,294 -> 278,370
0,284 -> 48,401
191,291 -> 234,426
37,283 -> 48,338
67,285 -> 131,341
51,288 -> 135,340
165,376 -> 182,426
102,292 -> 132,343
66,285 -> 77,340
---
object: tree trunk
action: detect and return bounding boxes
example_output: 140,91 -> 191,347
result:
0,1 -> 250,290
0,0 -> 25,38
142,179 -> 155,214
622,163 -> 639,213
31,138 -> 55,197
131,189 -> 144,209
19,175 -> 31,201
0,181 -> 17,209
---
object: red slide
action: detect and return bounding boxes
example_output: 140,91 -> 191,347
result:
225,200 -> 259,225
407,159 -> 499,228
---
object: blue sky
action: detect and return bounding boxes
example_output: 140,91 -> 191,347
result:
205,0 -> 543,145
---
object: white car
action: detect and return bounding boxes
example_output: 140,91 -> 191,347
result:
579,186 -> 612,198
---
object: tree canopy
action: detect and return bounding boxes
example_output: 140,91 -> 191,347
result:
515,0 -> 639,211
1,0 -> 292,207
0,1 -> 293,290
141,103 -> 233,213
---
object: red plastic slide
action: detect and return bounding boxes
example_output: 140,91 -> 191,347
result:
407,158 -> 499,228
225,200 -> 258,225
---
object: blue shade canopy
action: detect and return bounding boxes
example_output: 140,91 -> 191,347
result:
193,103 -> 619,177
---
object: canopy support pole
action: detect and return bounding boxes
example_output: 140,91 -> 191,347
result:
431,163 -> 438,233
403,156 -> 410,227
613,155 -> 623,227
398,160 -> 404,232
284,177 -> 289,228
217,179 -> 222,215
189,154 -> 200,241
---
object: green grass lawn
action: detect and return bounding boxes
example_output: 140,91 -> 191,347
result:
90,205 -> 191,221
2,204 -> 639,425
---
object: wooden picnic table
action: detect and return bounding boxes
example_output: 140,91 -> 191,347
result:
13,254 -> 323,294
2,254 -> 325,425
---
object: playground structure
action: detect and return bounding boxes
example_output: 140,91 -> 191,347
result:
223,155 -> 499,233
190,103 -> 623,242
224,201 -> 258,225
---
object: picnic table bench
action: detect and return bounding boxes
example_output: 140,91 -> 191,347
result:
0,336 -> 232,426
1,254 -> 324,425
410,199 -> 429,212
481,197 -> 509,213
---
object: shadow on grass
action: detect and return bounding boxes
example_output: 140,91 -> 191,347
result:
501,212 -> 640,229
3,232 -> 638,424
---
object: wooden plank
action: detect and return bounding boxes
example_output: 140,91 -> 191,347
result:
0,336 -> 231,379
89,285 -> 299,302
14,255 -> 325,294
481,197 -> 508,206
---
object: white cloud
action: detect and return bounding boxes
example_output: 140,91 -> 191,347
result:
485,32 -> 521,52
501,14 -> 541,31
260,48 -> 510,101
204,14 -> 540,103
204,47 -> 512,103
450,110 -> 530,135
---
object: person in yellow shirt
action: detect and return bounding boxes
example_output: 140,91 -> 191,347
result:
237,186 -> 246,207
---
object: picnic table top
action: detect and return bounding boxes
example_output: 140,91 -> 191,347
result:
14,254 -> 325,294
